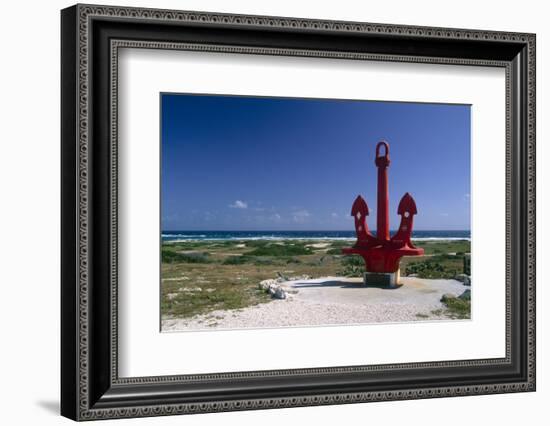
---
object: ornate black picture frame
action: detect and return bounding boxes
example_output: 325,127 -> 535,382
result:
61,4 -> 536,421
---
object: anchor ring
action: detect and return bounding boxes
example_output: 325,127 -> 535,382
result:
375,140 -> 389,159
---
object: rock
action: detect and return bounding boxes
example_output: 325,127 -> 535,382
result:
459,289 -> 471,301
259,279 -> 277,291
273,287 -> 287,299
455,273 -> 471,286
258,275 -> 298,299
275,272 -> 310,282
268,282 -> 280,293
263,281 -> 288,299
286,274 -> 311,281
179,287 -> 202,293
276,272 -> 289,281
440,293 -> 456,303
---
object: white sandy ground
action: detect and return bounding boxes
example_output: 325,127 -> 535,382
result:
162,277 -> 469,332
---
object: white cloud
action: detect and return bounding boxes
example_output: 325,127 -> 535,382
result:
270,213 -> 282,221
292,209 -> 311,223
331,212 -> 339,218
440,213 -> 449,217
229,200 -> 248,209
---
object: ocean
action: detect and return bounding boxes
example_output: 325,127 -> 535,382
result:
161,230 -> 470,242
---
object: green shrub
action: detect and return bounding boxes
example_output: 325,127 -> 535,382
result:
342,255 -> 365,266
222,255 -> 253,265
162,250 -> 211,264
338,255 -> 364,277
247,244 -> 311,257
440,294 -> 471,319
242,240 -> 270,248
405,254 -> 463,279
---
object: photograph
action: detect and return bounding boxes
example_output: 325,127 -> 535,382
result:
160,93 -> 472,332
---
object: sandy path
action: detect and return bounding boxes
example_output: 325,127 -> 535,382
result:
162,277 -> 468,332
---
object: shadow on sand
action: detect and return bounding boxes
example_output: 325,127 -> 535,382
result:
290,280 -> 402,290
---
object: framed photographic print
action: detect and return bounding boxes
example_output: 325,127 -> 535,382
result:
61,4 -> 536,421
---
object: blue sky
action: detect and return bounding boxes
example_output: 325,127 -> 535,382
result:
161,94 -> 470,231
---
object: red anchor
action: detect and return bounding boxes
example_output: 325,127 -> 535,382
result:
342,141 -> 424,274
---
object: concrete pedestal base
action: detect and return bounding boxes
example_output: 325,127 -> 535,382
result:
363,270 -> 401,288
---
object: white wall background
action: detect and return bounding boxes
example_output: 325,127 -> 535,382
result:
0,0 -> 546,424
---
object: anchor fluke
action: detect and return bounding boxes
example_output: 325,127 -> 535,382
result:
351,195 -> 369,217
350,195 -> 376,245
391,192 -> 419,249
397,192 -> 418,216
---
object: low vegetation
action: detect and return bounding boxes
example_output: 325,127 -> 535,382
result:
404,254 -> 465,279
161,239 -> 471,320
338,255 -> 365,277
437,292 -> 471,319
246,244 -> 312,257
413,240 -> 470,256
161,249 -> 212,264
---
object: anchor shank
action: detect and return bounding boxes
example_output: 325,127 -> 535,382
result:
375,141 -> 390,241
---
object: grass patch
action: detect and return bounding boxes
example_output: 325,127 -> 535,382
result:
161,250 -> 212,264
161,286 -> 270,319
164,241 -> 213,251
404,254 -> 465,279
222,255 -> 253,265
222,254 -> 299,266
241,240 -> 270,248
338,255 -> 364,277
247,244 -> 312,257
414,240 -> 470,256
324,240 -> 353,255
440,294 -> 471,319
